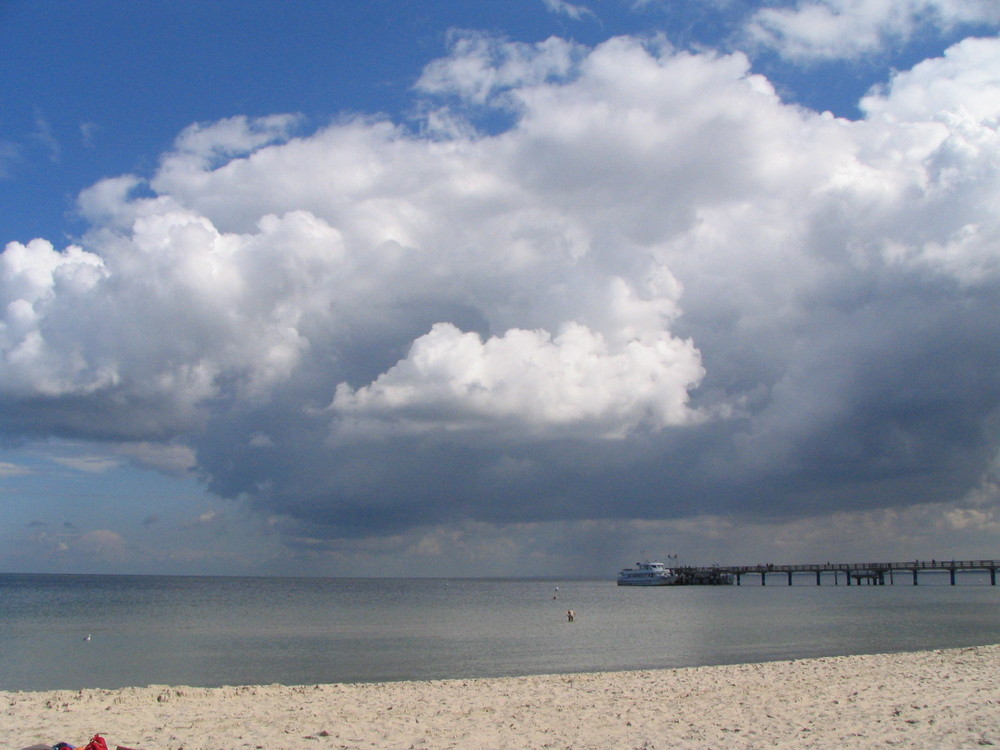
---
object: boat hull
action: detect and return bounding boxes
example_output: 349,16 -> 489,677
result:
616,577 -> 677,586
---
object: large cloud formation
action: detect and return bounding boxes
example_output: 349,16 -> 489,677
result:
3,32 -> 1000,551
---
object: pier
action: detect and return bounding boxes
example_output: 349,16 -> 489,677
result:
681,559 -> 1000,586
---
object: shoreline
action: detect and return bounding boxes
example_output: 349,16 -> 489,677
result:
7,644 -> 1000,749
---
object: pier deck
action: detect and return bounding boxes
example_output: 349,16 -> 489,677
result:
682,559 -> 1000,586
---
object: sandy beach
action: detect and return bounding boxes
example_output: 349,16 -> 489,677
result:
6,644 -> 1000,749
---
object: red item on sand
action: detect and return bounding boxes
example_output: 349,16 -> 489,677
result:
81,736 -> 109,750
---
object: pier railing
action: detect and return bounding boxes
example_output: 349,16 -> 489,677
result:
681,559 -> 1000,586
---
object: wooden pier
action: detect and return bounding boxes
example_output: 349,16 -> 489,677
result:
681,559 -> 1000,586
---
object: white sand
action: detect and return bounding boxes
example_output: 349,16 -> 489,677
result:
6,645 -> 1000,749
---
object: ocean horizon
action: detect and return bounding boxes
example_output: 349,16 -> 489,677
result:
3,572 -> 999,693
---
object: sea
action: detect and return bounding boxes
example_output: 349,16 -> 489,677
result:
2,572 -> 999,692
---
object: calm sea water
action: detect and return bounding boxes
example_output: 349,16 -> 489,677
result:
2,572 -> 999,692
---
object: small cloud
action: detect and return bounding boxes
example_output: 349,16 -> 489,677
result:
52,455 -> 121,474
63,521 -> 77,531
542,0 -> 596,22
944,507 -> 1000,532
116,442 -> 196,476
80,122 -> 101,148
0,140 -> 20,179
31,108 -> 61,163
27,519 -> 47,528
142,514 -> 160,528
183,509 -> 224,529
71,529 -> 127,559
249,432 -> 274,448
0,461 -> 31,478
745,0 -> 1000,62
414,534 -> 443,556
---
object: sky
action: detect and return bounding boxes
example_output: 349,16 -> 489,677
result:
2,0 -> 1000,578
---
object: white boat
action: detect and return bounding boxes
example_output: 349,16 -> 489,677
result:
617,560 -> 678,586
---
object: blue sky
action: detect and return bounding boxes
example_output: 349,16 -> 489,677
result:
2,0 -> 1000,576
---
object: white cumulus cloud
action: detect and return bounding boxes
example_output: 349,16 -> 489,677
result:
747,0 -> 1000,61
332,317 -> 704,439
